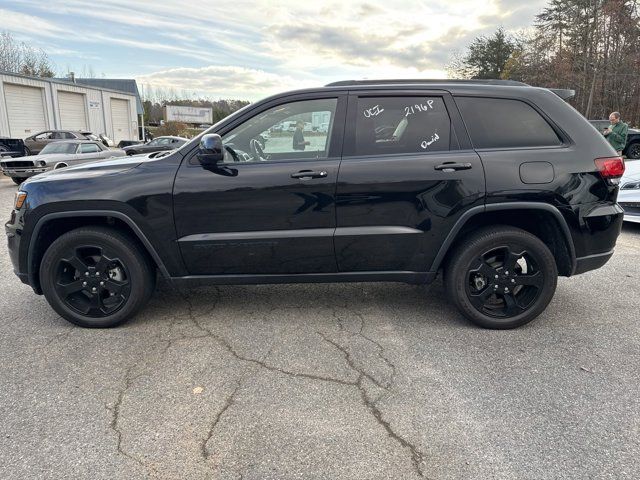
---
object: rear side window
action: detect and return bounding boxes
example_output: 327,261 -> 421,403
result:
355,97 -> 453,156
455,97 -> 562,149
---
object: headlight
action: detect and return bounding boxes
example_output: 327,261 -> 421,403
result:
39,160 -> 47,167
621,180 -> 640,190
14,191 -> 27,210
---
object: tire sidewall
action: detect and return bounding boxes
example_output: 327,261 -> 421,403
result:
40,228 -> 153,328
446,228 -> 558,329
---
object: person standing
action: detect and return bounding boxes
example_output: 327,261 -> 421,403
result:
603,111 -> 628,155
292,121 -> 310,151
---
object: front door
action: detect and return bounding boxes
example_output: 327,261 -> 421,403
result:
335,92 -> 485,273
173,95 -> 346,275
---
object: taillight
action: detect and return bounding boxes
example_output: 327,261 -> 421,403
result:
594,156 -> 625,181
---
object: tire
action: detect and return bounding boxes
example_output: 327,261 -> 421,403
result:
40,227 -> 156,328
626,142 -> 640,160
12,177 -> 27,185
444,226 -> 558,329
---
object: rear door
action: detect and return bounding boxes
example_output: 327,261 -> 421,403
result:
335,90 -> 484,273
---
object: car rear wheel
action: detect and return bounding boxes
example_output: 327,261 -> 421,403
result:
445,226 -> 558,329
40,227 -> 156,328
626,142 -> 640,159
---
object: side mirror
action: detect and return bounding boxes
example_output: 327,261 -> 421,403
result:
197,134 -> 224,165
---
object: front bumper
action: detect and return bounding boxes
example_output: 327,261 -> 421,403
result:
5,212 -> 25,283
1,167 -> 47,178
618,202 -> 640,223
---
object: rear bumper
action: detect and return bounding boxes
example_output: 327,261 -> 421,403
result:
568,202 -> 624,275
573,249 -> 614,275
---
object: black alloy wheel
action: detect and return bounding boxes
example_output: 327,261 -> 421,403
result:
445,226 -> 558,329
53,245 -> 132,318
626,142 -> 640,160
466,245 -> 544,318
40,227 -> 155,327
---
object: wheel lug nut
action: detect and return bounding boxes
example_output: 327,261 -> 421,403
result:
100,281 -> 104,286
505,271 -> 509,275
494,275 -> 498,279
511,279 -> 515,283
85,272 -> 89,277
91,287 -> 97,292
494,284 -> 498,289
82,281 -> 87,287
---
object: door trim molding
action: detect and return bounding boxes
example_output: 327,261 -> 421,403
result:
177,225 -> 423,243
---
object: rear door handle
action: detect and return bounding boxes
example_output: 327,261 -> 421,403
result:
434,162 -> 473,172
291,170 -> 328,179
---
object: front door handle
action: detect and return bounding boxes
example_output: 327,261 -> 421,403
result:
291,170 -> 328,179
434,162 -> 473,172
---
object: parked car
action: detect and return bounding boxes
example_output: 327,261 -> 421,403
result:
618,160 -> 640,223
589,120 -> 640,159
6,80 -> 625,329
23,130 -> 100,155
0,140 -> 125,184
0,137 -> 27,158
117,140 -> 143,149
122,136 -> 187,156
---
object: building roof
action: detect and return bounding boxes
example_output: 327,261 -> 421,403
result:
53,77 -> 144,115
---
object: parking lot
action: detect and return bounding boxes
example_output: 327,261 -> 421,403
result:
0,174 -> 639,479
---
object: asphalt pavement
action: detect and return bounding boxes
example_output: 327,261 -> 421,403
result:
0,175 -> 638,480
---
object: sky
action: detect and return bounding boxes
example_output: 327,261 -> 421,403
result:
0,0 -> 547,101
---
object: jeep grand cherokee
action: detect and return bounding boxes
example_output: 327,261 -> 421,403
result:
5,80 -> 625,329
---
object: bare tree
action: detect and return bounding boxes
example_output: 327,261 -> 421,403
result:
0,31 -> 55,77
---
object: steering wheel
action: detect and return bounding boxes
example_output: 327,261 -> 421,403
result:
249,138 -> 269,162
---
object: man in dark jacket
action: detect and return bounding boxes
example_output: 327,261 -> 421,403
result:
603,111 -> 628,155
292,121 -> 310,151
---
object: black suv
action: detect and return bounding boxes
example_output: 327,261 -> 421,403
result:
5,80 -> 625,329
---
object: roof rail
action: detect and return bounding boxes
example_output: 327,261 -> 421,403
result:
325,79 -> 530,87
325,79 -> 576,101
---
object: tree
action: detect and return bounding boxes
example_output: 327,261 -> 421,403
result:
0,31 -> 55,77
449,27 -> 516,79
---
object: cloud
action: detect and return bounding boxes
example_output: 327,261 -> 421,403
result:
136,65 -> 311,100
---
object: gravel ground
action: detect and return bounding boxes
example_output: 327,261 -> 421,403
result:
0,175 -> 639,480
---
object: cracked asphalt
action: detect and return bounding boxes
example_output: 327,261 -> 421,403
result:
1,175 -> 639,480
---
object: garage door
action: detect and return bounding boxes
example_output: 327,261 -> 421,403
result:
4,83 -> 47,138
110,98 -> 130,144
58,91 -> 87,130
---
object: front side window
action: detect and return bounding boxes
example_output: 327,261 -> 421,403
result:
221,98 -> 337,163
80,143 -> 100,153
355,96 -> 452,156
455,97 -> 562,149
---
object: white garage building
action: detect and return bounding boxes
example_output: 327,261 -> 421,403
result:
0,72 -> 140,143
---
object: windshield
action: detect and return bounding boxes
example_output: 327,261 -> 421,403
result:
40,143 -> 77,155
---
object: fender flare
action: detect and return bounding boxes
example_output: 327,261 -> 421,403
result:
429,202 -> 576,274
27,210 -> 171,287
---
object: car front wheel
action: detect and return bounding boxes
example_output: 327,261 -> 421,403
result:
445,226 -> 558,329
626,142 -> 640,159
11,177 -> 27,185
40,227 -> 156,328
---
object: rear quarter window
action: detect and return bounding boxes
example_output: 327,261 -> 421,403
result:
455,97 -> 562,149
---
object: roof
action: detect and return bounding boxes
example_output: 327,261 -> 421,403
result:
323,79 -> 575,100
0,71 -> 141,102
326,79 -> 528,87
54,77 -> 144,115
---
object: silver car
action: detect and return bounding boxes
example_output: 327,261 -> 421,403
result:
0,140 -> 125,185
619,160 -> 640,223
